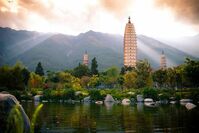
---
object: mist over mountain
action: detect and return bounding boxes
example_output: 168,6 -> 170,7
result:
0,27 -> 198,71
159,34 -> 199,58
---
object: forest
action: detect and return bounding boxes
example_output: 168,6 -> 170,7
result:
0,57 -> 199,102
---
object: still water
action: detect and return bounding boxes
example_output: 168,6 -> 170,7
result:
21,102 -> 199,133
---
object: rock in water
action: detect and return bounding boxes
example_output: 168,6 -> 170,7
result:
180,99 -> 193,105
104,94 -> 115,102
144,98 -> 153,102
137,95 -> 143,102
83,96 -> 90,102
34,95 -> 42,102
122,98 -> 131,105
0,93 -> 30,133
185,103 -> 196,110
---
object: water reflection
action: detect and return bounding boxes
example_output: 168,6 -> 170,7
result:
137,102 -> 143,112
104,102 -> 114,110
21,102 -> 199,133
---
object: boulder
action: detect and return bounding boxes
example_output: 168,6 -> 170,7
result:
122,98 -> 131,105
104,94 -> 115,102
180,99 -> 192,105
144,98 -> 153,102
137,95 -> 143,102
170,101 -> 177,104
144,102 -> 157,107
0,93 -> 30,132
34,95 -> 42,102
185,103 -> 196,110
95,101 -> 103,104
83,96 -> 90,102
180,99 -> 192,103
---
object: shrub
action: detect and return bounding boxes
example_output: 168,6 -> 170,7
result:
89,89 -> 103,101
63,89 -> 75,100
158,93 -> 170,100
142,87 -> 158,100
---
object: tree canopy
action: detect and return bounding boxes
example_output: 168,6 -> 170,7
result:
35,62 -> 44,76
91,57 -> 98,75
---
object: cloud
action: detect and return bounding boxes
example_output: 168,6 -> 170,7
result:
155,0 -> 199,25
18,0 -> 57,20
0,0 -> 28,28
0,0 -> 59,29
99,0 -> 133,18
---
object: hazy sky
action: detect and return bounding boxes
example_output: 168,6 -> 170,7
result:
0,0 -> 198,38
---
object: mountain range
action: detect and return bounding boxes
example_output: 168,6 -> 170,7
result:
0,27 -> 198,71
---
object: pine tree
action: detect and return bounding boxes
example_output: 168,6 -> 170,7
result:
91,57 -> 98,75
35,62 -> 44,76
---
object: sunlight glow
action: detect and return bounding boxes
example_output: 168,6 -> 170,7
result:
3,0 -> 197,38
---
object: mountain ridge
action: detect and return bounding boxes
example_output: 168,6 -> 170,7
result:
0,27 -> 198,71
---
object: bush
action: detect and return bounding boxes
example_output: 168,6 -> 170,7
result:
142,87 -> 158,100
63,89 -> 75,100
158,93 -> 170,100
30,88 -> 43,96
42,89 -> 52,100
89,89 -> 103,101
190,90 -> 199,102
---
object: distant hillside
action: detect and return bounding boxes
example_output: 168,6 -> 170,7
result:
159,34 -> 199,58
0,27 -> 197,71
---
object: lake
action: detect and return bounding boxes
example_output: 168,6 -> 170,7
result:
21,102 -> 199,133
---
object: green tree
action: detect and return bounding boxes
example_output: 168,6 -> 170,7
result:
183,58 -> 199,87
88,75 -> 100,88
102,66 -> 119,88
142,87 -> 158,100
73,63 -> 90,78
117,76 -> 124,89
56,72 -> 82,90
152,69 -> 168,88
89,89 -> 103,101
80,76 -> 90,88
22,68 -> 30,86
91,57 -> 98,75
35,62 -> 44,76
135,60 -> 152,88
124,71 -> 137,89
120,67 -> 126,75
175,66 -> 183,88
120,66 -> 134,74
28,72 -> 44,89
0,63 -> 27,91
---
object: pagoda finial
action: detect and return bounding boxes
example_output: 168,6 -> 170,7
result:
128,16 -> 131,23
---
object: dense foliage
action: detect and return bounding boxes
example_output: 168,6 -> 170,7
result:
0,58 -> 199,101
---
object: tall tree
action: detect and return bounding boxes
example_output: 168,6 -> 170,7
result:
123,71 -> 137,89
135,60 -> 152,88
73,63 -> 90,78
152,69 -> 168,88
91,57 -> 98,75
35,62 -> 44,76
103,67 -> 119,88
183,58 -> 199,87
22,68 -> 30,86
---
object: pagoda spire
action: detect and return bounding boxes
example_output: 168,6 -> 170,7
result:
124,16 -> 137,67
128,16 -> 131,23
83,51 -> 89,66
160,50 -> 166,69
